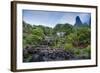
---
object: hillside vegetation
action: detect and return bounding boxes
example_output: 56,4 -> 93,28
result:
23,20 -> 91,62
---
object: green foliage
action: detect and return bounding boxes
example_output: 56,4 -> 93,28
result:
77,27 -> 91,45
34,25 -> 53,36
66,33 -> 78,43
23,34 -> 43,48
23,21 -> 45,48
32,28 -> 44,39
43,27 -> 53,36
64,43 -> 74,52
73,45 -> 91,59
23,21 -> 33,33
53,23 -> 73,35
66,27 -> 90,48
23,21 -> 91,59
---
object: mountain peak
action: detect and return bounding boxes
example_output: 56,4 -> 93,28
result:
74,16 -> 83,26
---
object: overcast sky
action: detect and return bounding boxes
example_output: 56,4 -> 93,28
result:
23,10 -> 91,28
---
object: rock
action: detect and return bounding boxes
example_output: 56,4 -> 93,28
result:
30,54 -> 40,62
74,16 -> 83,26
42,56 -> 49,61
23,45 -> 76,62
23,49 -> 28,57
